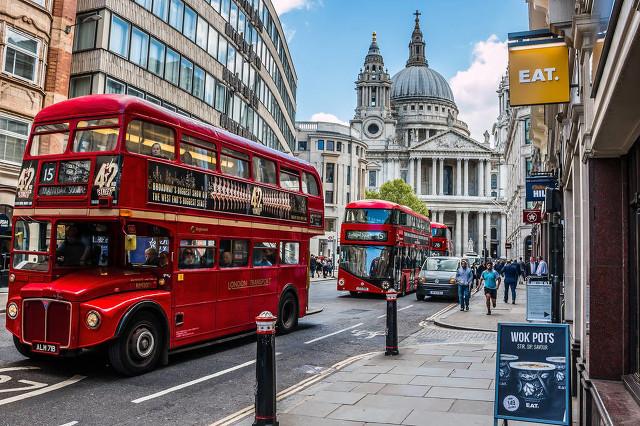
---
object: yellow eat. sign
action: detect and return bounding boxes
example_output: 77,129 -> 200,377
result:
508,43 -> 570,106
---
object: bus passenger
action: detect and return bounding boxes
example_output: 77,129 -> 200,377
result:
56,225 -> 88,266
180,248 -> 198,268
220,251 -> 233,268
159,251 -> 170,267
144,247 -> 159,266
151,143 -> 165,159
181,150 -> 193,165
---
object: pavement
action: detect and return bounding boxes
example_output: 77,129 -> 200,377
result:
233,281 -> 554,426
0,290 -> 6,313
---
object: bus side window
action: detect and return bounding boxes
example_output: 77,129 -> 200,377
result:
220,148 -> 249,178
301,172 -> 319,196
219,239 -> 248,267
179,239 -> 215,269
253,242 -> 277,266
253,156 -> 277,184
280,169 -> 300,191
126,119 -> 175,160
180,134 -> 216,170
280,242 -> 299,265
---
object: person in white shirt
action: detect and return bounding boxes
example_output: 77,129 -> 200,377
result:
527,256 -> 538,277
536,256 -> 548,276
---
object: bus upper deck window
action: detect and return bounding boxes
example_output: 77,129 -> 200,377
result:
280,169 -> 300,191
302,172 -> 319,196
126,119 -> 175,159
30,123 -> 70,156
180,134 -> 216,170
253,156 -> 276,184
73,118 -> 119,152
220,148 -> 249,179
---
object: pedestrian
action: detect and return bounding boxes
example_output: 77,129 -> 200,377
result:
310,255 -> 317,278
528,256 -> 538,276
316,257 -> 323,278
502,259 -> 520,304
456,259 -> 474,311
480,261 -> 501,315
518,257 -> 526,284
536,256 -> 548,276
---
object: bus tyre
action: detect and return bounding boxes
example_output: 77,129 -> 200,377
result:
416,293 -> 425,301
109,312 -> 162,376
349,291 -> 359,297
276,292 -> 298,334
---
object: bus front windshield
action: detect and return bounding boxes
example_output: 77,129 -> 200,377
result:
432,227 -> 448,238
340,245 -> 394,279
55,222 -> 114,267
344,208 -> 392,224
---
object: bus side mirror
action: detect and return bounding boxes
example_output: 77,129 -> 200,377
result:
125,234 -> 137,251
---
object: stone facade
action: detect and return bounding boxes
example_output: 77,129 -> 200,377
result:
351,12 -> 506,257
294,121 -> 367,258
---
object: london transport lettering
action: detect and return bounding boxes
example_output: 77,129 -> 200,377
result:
148,161 -> 308,221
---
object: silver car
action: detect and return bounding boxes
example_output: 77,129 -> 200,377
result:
416,256 -> 461,300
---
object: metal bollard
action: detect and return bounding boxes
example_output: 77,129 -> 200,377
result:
385,290 -> 399,356
254,311 -> 278,426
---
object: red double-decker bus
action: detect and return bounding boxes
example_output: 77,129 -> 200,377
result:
430,222 -> 453,256
337,200 -> 430,296
5,95 -> 324,375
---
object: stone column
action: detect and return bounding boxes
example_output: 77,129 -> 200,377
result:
485,212 -> 492,257
478,212 -> 484,255
463,159 -> 469,196
455,211 -> 462,256
456,159 -> 462,196
462,211 -> 469,255
431,158 -> 437,195
408,157 -> 415,188
439,211 -> 445,224
501,213 -> 507,258
416,158 -> 422,195
438,158 -> 444,195
486,160 -> 492,197
478,159 -> 485,197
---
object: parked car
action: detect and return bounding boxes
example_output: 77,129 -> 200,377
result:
416,256 -> 461,301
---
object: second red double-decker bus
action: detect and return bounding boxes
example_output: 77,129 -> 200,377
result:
5,95 -> 324,375
337,200 -> 430,296
430,222 -> 453,256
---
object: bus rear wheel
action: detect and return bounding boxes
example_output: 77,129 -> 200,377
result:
277,292 -> 298,334
108,312 -> 162,376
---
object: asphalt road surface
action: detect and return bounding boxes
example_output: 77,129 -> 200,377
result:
0,280 -> 451,426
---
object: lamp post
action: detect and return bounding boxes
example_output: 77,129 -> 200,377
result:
483,234 -> 487,263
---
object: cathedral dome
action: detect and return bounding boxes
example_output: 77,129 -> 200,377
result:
391,66 -> 455,104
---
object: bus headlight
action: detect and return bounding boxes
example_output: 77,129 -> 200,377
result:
381,281 -> 390,290
338,278 -> 345,287
7,302 -> 18,319
8,273 -> 15,283
85,310 -> 101,329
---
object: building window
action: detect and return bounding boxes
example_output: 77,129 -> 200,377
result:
129,27 -> 149,68
324,190 -> 334,204
196,16 -> 208,49
183,6 -> 197,41
347,165 -> 351,185
368,170 -> 376,187
148,37 -> 165,77
193,66 -> 205,100
348,143 -> 352,154
346,192 -> 351,203
127,86 -> 144,98
108,15 -> 130,57
215,81 -> 226,111
168,0 -> 184,31
69,75 -> 92,98
524,118 -> 531,145
4,29 -> 39,83
337,141 -> 342,152
207,26 -> 218,57
153,0 -> 169,21
73,14 -> 98,51
179,57 -> 193,92
325,218 -> 336,232
317,139 -> 324,150
327,140 -> 334,151
325,163 -> 335,183
525,160 -> 533,177
0,114 -> 29,164
105,77 -> 125,94
491,174 -> 498,190
297,140 -> 307,151
165,48 -> 180,85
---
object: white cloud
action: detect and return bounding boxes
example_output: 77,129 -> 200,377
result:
282,22 -> 296,43
449,35 -> 507,142
272,0 -> 312,15
309,112 -> 349,126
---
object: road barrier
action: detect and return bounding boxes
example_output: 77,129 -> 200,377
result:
254,311 -> 278,426
385,290 -> 399,356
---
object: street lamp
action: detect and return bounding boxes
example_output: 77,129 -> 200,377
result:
65,14 -> 102,35
483,234 -> 487,262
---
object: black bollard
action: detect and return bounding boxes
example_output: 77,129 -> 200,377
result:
254,311 -> 278,426
385,289 -> 399,356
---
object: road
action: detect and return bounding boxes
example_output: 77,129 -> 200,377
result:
0,279 -> 451,426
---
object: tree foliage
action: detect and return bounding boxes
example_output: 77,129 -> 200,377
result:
365,179 -> 429,217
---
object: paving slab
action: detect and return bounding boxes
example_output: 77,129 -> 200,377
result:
299,381 -> 334,395
449,368 -> 495,379
350,382 -> 386,394
402,409 -> 493,425
407,376 -> 491,389
277,413 -> 365,426
328,405 -> 413,424
314,390 -> 367,405
369,373 -> 415,385
387,366 -> 453,377
377,384 -> 430,397
354,365 -> 395,374
425,386 -> 495,401
419,361 -> 472,369
449,399 -> 494,415
324,382 -> 360,392
327,372 -> 378,383
439,355 -> 487,363
288,400 -> 341,418
413,347 -> 459,356
356,393 -> 453,412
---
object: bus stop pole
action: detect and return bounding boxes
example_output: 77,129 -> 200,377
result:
385,289 -> 399,356
254,311 -> 278,426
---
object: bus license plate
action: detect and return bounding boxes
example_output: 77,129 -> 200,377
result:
32,342 -> 59,355
430,290 -> 444,295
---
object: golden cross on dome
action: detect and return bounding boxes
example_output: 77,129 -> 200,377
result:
414,10 -> 421,21
372,31 -> 377,42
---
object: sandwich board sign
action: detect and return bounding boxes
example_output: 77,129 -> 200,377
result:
527,278 -> 552,322
494,323 -> 570,425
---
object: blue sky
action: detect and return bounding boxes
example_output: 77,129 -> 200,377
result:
274,0 -> 529,141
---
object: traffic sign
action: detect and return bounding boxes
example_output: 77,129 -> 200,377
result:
505,242 -> 512,249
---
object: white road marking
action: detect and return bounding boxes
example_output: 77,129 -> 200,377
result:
0,379 -> 47,393
58,422 -> 79,426
0,375 -> 86,406
0,366 -> 40,373
304,322 -> 364,344
132,359 -> 256,403
376,304 -> 414,318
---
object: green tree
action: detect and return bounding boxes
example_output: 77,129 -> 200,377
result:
365,179 -> 429,216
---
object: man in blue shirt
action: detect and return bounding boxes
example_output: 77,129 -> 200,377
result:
480,261 -> 501,315
502,259 -> 521,304
456,259 -> 474,311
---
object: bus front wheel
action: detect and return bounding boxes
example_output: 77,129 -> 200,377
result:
109,312 -> 162,376
277,292 -> 298,334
